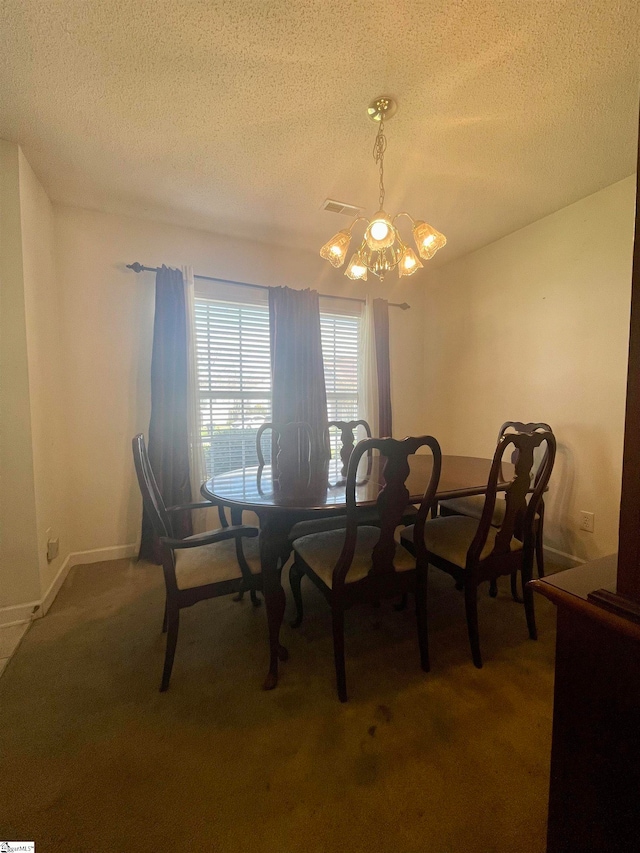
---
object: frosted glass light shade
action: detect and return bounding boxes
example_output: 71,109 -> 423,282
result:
345,252 -> 368,280
365,211 -> 395,250
397,247 -> 423,277
412,221 -> 447,260
320,230 -> 351,267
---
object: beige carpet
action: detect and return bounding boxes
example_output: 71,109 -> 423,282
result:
0,557 -> 558,852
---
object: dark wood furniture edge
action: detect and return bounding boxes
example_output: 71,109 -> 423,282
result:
530,566 -> 640,645
616,108 -> 640,600
586,587 -> 640,624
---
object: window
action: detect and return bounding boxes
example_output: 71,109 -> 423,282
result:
320,310 -> 360,461
194,290 -> 360,477
195,297 -> 271,476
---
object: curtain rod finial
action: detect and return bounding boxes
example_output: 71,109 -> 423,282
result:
127,262 -> 145,273
399,302 -> 410,311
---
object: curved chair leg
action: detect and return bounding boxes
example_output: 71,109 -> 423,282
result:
489,580 -> 498,598
235,538 -> 259,604
522,553 -> 538,640
535,515 -> 545,578
510,572 -> 523,603
415,568 -> 430,673
332,604 -> 348,703
289,559 -> 305,628
161,599 -> 168,633
464,581 -> 483,669
160,605 -> 179,692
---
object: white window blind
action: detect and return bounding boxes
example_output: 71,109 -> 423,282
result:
320,311 -> 361,461
194,293 -> 361,477
195,298 -> 271,476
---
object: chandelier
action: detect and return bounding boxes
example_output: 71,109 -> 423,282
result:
320,96 -> 446,281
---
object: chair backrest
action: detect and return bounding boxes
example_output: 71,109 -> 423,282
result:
256,421 -> 314,481
132,434 -> 172,540
468,429 -> 556,565
333,436 -> 442,588
327,419 -> 372,476
498,421 -> 553,488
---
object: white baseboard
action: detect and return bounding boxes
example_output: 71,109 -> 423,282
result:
0,543 -> 138,628
543,545 -> 585,570
68,543 -> 138,567
39,553 -> 72,618
0,600 -> 41,629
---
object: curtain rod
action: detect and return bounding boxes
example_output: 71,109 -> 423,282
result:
126,263 -> 411,310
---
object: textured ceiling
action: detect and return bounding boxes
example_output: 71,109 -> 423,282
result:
1,1 -> 638,265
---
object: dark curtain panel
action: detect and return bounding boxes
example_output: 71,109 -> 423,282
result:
373,297 -> 393,437
139,265 -> 193,561
268,286 -> 329,469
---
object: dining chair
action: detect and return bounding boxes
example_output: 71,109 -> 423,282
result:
257,420 -> 353,543
438,421 -> 553,584
326,419 -> 372,477
290,435 -> 442,702
201,488 -> 263,607
401,429 -> 556,669
256,421 -> 314,481
132,434 -> 261,691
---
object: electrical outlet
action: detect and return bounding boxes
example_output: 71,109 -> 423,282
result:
579,511 -> 595,533
46,528 -> 59,562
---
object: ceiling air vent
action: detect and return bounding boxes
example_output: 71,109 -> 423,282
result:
322,199 -> 362,217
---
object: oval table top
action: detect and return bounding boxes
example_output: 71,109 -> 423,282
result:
202,454 -> 513,516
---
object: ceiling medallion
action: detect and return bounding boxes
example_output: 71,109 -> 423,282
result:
320,96 -> 446,281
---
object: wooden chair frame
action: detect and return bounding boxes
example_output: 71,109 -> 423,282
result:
256,421 -> 314,476
440,420 -> 552,597
290,435 -> 442,702
326,419 -> 372,477
405,430 -> 556,668
133,434 -> 261,691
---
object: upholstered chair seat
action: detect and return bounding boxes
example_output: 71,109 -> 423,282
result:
292,526 -> 415,589
439,494 -> 541,527
401,516 -> 522,570
175,536 -> 260,590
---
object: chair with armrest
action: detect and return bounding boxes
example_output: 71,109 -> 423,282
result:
132,434 -> 261,692
438,421 -> 553,583
401,429 -> 556,668
290,435 -> 442,702
200,482 -> 262,608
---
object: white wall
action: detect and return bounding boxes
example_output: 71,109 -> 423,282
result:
423,176 -> 636,562
53,205 -> 428,554
0,142 -> 46,621
0,140 -> 58,624
19,150 -> 71,597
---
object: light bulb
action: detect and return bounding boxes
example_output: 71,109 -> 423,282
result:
370,220 -> 390,241
365,211 -> 395,250
412,221 -> 446,260
345,252 -> 368,281
320,230 -> 352,268
398,247 -> 423,278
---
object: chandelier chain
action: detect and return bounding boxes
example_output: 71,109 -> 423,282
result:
373,116 -> 387,209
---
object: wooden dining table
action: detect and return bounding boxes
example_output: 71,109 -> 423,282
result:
202,453 -> 513,690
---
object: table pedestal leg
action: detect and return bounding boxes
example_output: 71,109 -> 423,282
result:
260,517 -> 291,690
